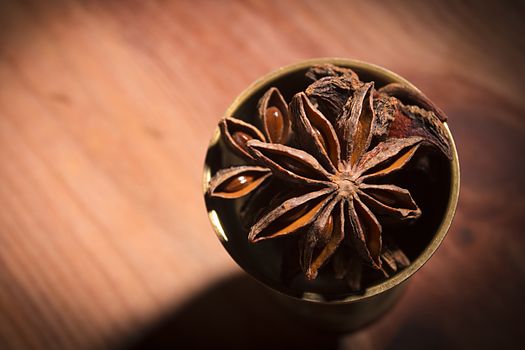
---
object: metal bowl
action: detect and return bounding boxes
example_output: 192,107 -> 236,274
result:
203,58 -> 460,330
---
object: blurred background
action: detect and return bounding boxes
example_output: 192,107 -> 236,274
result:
0,0 -> 524,349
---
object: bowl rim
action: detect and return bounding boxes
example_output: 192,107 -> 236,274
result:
203,57 -> 460,305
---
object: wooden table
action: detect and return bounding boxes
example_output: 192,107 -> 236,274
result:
1,1 -> 524,349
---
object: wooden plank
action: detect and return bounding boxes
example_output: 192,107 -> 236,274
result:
0,0 -> 523,349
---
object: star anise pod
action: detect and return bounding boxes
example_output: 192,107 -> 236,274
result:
208,87 -> 291,198
247,84 -> 423,280
207,64 -> 451,291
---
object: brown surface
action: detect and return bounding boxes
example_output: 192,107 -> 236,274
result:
0,1 -> 524,349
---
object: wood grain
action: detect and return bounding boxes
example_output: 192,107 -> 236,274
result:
0,0 -> 524,349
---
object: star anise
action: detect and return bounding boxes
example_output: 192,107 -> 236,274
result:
208,87 -> 291,199
246,84 -> 423,280
207,64 -> 451,291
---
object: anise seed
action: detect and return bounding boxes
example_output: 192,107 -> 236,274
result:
232,131 -> 253,154
265,106 -> 285,143
221,174 -> 256,193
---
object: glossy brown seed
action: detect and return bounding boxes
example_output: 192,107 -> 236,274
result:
258,87 -> 291,144
232,131 -> 254,155
220,117 -> 266,160
208,166 -> 271,199
265,106 -> 285,143
219,173 -> 257,193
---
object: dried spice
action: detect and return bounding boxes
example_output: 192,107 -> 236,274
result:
209,87 -> 293,200
207,64 -> 452,291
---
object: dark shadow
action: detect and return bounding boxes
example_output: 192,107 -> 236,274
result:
122,273 -> 342,350
385,320 -> 445,350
